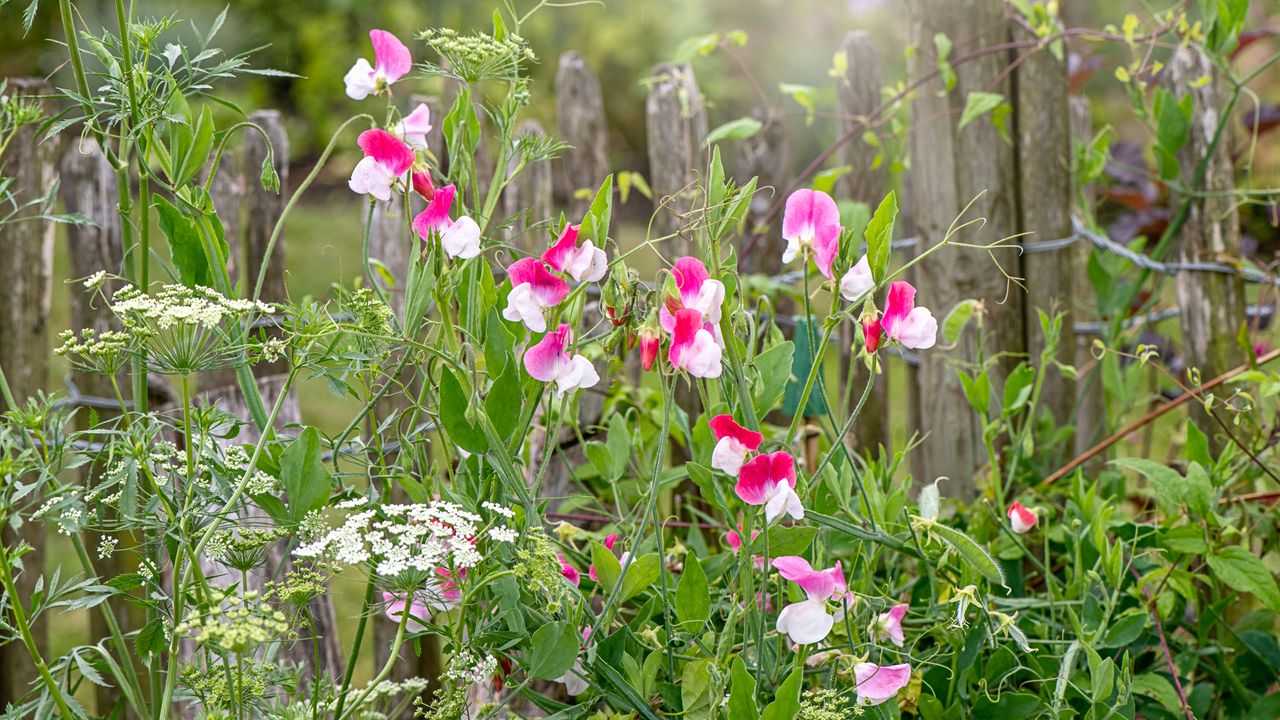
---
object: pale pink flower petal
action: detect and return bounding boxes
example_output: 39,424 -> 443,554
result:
896,307 -> 937,349
763,481 -> 804,524
523,325 -> 571,382
370,30 -> 412,83
781,189 -> 841,269
875,603 -> 909,648
776,598 -> 835,645
344,58 -> 377,100
853,662 -> 912,706
440,216 -> 481,259
381,591 -> 429,633
840,256 -> 874,302
711,436 -> 750,476
1008,501 -> 1038,534
503,258 -> 571,332
397,103 -> 433,149
348,156 -> 396,202
556,355 -> 600,396
669,308 -> 721,378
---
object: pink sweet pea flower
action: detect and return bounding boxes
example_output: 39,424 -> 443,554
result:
772,557 -> 851,645
381,591 -> 430,632
840,256 -> 874,301
588,533 -> 630,582
669,308 -> 722,378
542,224 -> 607,283
659,257 -> 725,333
853,662 -> 912,707
559,554 -> 581,587
782,189 -> 842,280
348,129 -> 415,202
412,184 -> 481,259
708,414 -> 764,477
411,170 -> 435,201
344,30 -> 413,100
1008,501 -> 1038,534
736,451 -> 802,524
502,258 -> 571,333
881,281 -> 937,349
523,324 -> 600,397
638,327 -> 660,372
396,103 -> 433,150
871,603 -> 909,648
725,527 -> 765,570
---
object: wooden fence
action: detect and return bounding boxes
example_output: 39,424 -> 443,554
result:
0,0 -> 1251,710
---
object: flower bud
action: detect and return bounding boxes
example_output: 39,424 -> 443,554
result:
411,169 -> 435,201
862,315 -> 883,353
639,328 -> 660,371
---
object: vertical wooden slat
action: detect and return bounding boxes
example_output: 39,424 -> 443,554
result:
60,138 -> 128,714
0,77 -> 53,709
555,52 -> 609,218
1169,47 -> 1247,442
836,31 -> 891,454
1069,96 -> 1105,458
1015,30 -> 1076,432
907,1 -> 1024,498
645,62 -> 707,254
734,109 -> 790,274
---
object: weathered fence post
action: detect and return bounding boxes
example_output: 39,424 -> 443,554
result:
646,62 -> 707,254
836,31 -> 891,454
0,77 -> 53,711
1069,96 -> 1106,458
555,52 -> 609,218
1169,47 -> 1247,442
906,1 -> 1025,498
732,110 -> 789,272
61,138 -> 128,714
1015,29 -> 1076,433
502,120 -> 554,246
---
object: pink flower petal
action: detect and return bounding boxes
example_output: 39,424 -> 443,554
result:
398,103 -> 433,148
559,554 -> 581,586
771,555 -> 816,581
672,256 -> 709,303
735,453 -> 774,506
764,451 -> 797,489
602,533 -> 619,551
357,128 -> 415,177
853,662 -> 912,706
776,599 -> 835,645
542,224 -> 581,273
881,281 -> 917,340
1008,501 -> 1038,534
507,258 -> 570,307
523,324 -> 572,382
708,414 -> 763,450
370,29 -> 412,83
413,184 -> 457,238
813,223 -> 841,280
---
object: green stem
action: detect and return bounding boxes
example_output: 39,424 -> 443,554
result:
0,540 -> 77,719
336,606 -> 410,720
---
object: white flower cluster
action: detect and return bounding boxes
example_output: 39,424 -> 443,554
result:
481,501 -> 515,519
487,526 -> 518,543
110,284 -> 274,332
443,649 -> 498,686
294,501 -> 484,577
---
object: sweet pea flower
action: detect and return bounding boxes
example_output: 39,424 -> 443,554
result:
782,189 -> 842,280
659,257 -> 725,333
559,554 -> 581,587
772,556 -> 852,645
871,603 -> 909,648
669,308 -> 722,378
708,414 -> 763,477
638,327 -> 660,371
853,662 -> 912,707
411,170 -> 435,201
411,185 -> 481,259
542,224 -> 607,283
380,568 -> 463,632
881,281 -> 937,349
840,256 -> 874,301
396,103 -> 433,149
588,533 -> 631,582
381,591 -> 430,632
725,527 -> 765,570
344,30 -> 413,100
1008,501 -> 1038,534
348,129 -> 414,202
503,258 -> 571,333
523,324 -> 599,397
736,451 -> 802,524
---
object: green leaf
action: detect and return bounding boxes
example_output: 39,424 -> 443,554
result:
930,523 -> 1007,589
581,175 -> 614,247
439,370 -> 489,454
1152,88 -> 1191,181
591,541 -> 622,591
680,659 -> 714,720
280,427 -> 331,524
619,553 -> 661,602
675,554 -> 710,624
943,299 -> 979,344
135,618 -> 166,658
864,191 -> 898,283
1113,458 -> 1184,515
934,33 -> 956,92
1207,546 -> 1280,613
605,413 -> 631,481
154,196 -> 220,288
528,622 -> 580,680
783,319 -> 826,417
705,117 -> 763,146
1161,525 -> 1207,554
1131,673 -> 1182,715
957,92 -> 1012,143
728,656 -> 760,720
749,525 -> 817,558
485,360 -> 521,444
1001,362 -> 1035,416
761,666 -> 803,720
752,341 -> 794,413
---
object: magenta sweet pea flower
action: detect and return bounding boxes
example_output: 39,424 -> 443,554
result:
348,129 -> 415,203
782,189 -> 841,280
881,281 -> 937,349
725,526 -> 765,570
542,224 -> 607,283
523,324 -> 599,397
840,255 -> 874,301
559,554 -> 581,587
669,308 -> 722,378
658,257 -> 725,333
871,603 -> 909,648
588,533 -> 630,582
708,414 -> 763,477
853,662 -> 912,707
1008,501 -> 1038,534
396,103 -> 433,150
736,451 -> 802,523
772,556 -> 851,645
502,258 -> 571,333
344,30 -> 413,100
412,185 -> 481,259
